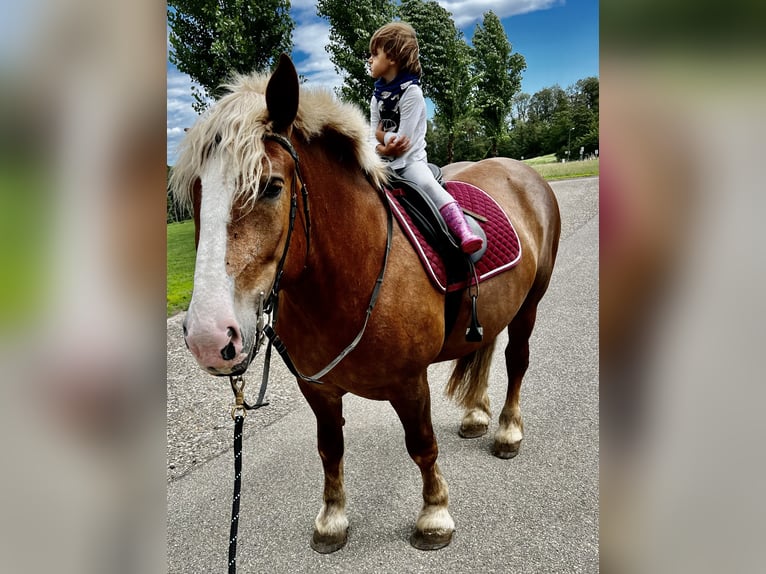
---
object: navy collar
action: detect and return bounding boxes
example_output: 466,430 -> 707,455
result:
373,72 -> 420,112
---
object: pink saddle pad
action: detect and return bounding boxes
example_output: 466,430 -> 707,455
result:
386,180 -> 521,293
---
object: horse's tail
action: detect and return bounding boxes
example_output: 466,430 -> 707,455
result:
445,343 -> 496,409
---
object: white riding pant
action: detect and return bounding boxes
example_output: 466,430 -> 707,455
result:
396,161 -> 453,210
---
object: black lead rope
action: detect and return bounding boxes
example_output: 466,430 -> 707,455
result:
228,375 -> 268,574
228,413 -> 244,574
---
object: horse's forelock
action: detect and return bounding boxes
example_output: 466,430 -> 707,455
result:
170,71 -> 389,212
171,75 -> 272,210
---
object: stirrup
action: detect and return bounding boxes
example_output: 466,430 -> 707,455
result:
466,293 -> 483,342
465,262 -> 483,342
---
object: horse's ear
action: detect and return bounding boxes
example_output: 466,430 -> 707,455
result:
266,53 -> 299,133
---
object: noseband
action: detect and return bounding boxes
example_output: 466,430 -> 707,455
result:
230,132 -> 394,413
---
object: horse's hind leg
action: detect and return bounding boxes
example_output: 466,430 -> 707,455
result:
494,301 -> 538,459
447,344 -> 496,439
299,383 -> 348,553
390,377 -> 455,550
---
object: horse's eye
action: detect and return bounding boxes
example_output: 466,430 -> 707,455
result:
261,181 -> 283,200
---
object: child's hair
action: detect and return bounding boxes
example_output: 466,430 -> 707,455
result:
369,22 -> 422,77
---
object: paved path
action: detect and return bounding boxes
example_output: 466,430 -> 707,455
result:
167,176 -> 599,573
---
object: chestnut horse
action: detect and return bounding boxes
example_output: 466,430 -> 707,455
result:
172,55 -> 560,553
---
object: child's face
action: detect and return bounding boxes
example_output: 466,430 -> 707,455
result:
368,49 -> 398,82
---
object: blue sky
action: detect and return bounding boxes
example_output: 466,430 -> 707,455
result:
167,0 -> 599,164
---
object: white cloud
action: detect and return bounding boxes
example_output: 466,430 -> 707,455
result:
290,0 -> 322,13
438,0 -> 563,27
166,68 -> 201,164
292,20 -> 344,92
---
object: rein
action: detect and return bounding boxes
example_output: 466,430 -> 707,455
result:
242,132 -> 394,387
226,132 -> 393,573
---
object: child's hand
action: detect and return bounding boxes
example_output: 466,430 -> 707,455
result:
379,135 -> 411,157
376,122 -> 387,143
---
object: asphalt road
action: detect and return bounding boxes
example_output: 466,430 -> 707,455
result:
167,176 -> 599,573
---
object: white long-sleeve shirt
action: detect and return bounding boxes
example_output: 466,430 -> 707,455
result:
369,84 -> 428,171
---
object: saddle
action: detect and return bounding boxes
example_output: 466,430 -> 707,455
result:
385,166 -> 485,341
384,165 -> 523,342
386,165 -> 487,268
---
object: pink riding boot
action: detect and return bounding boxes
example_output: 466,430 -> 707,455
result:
439,201 -> 483,254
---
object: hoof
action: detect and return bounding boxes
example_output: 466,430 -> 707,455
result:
492,441 -> 521,459
410,528 -> 453,551
310,528 -> 348,554
459,422 -> 488,439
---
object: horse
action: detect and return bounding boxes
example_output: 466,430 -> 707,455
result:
171,54 -> 561,553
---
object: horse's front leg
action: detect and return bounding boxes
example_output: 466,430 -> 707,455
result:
390,378 -> 455,550
299,382 -> 348,553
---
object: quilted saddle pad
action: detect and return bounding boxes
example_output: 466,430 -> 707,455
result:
386,180 -> 522,293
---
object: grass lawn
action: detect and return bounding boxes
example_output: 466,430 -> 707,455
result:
167,220 -> 196,316
523,155 -> 599,180
0,163 -> 48,328
521,153 -> 558,165
166,154 -> 598,315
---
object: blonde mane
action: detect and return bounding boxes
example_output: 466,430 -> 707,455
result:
170,71 -> 388,210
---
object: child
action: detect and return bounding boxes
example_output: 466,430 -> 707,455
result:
368,22 -> 482,254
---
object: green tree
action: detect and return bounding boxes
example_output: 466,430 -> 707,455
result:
399,0 -> 474,163
524,84 -> 569,158
167,166 -> 192,222
168,0 -> 294,112
458,115 -> 490,161
528,85 -> 566,124
512,92 -> 531,123
567,77 -> 599,157
428,115 -> 488,164
571,76 -> 599,115
316,0 -> 397,111
471,11 -> 525,157
510,78 -> 599,160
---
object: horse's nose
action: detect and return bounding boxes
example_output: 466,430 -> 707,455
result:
221,326 -> 240,360
183,317 -> 245,373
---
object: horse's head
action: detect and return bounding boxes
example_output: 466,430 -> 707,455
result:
171,55 -> 302,375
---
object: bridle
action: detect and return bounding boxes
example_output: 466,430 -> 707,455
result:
228,132 -> 394,414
